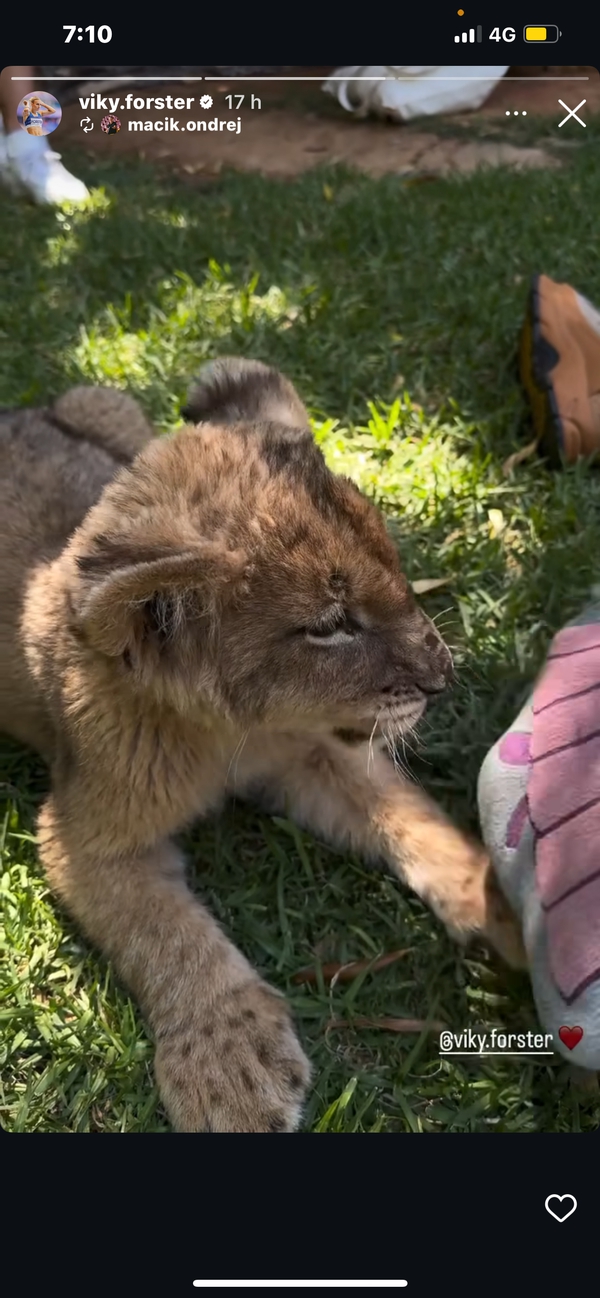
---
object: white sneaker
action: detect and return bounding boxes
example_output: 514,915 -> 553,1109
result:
1,127 -> 89,204
323,65 -> 510,121
0,123 -> 19,192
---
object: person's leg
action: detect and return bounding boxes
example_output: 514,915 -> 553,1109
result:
478,602 -> 600,1073
0,65 -> 89,204
0,65 -> 32,131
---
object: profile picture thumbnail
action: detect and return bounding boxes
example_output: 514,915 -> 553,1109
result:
101,115 -> 121,135
17,93 -> 62,136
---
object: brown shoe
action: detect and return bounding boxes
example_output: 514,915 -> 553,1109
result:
520,274 -> 600,465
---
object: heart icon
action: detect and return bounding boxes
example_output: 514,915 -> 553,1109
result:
545,1194 -> 577,1223
558,1025 -> 584,1051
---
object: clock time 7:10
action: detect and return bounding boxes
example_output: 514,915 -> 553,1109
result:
63,25 -> 113,42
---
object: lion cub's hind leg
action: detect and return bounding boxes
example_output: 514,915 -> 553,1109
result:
52,387 -> 155,463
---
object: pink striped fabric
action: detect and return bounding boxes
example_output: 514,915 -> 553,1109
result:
530,623 -> 600,1003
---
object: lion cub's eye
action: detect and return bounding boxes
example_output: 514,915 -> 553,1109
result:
304,612 -> 360,645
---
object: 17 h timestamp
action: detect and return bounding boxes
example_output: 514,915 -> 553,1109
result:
225,95 -> 262,110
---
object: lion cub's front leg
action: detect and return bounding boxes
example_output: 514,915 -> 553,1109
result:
37,794 -> 310,1131
233,733 -> 526,968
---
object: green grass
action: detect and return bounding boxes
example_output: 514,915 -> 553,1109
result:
3,123 -> 600,1132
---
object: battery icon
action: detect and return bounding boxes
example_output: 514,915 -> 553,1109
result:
524,24 -> 561,41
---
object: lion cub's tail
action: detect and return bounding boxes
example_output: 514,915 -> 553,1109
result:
182,357 -> 310,431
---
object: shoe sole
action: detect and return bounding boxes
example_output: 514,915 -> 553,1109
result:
519,273 -> 565,468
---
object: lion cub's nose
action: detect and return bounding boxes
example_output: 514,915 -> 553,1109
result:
413,630 -> 454,695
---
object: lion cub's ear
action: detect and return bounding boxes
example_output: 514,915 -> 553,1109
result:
181,357 -> 309,431
74,540 -> 245,657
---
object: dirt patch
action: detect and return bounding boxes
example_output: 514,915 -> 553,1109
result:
55,68 -> 599,180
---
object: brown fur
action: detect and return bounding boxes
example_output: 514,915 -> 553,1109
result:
0,361 -> 525,1132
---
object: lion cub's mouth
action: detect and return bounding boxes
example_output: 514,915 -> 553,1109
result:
377,697 -> 427,733
334,696 -> 427,746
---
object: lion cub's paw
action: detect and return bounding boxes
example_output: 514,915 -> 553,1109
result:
438,855 -> 527,970
154,979 -> 311,1132
481,864 -> 528,970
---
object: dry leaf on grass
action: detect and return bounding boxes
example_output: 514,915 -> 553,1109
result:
487,508 -> 505,537
411,577 -> 453,595
440,528 -> 463,548
403,175 -> 440,187
325,1017 -> 446,1035
502,437 -> 540,476
292,948 -> 411,986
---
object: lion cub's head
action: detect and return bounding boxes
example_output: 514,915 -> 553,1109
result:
68,360 -> 452,739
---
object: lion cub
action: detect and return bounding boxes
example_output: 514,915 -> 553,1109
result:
0,360 -> 523,1132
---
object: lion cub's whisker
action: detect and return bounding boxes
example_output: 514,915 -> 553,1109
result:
367,709 -> 382,776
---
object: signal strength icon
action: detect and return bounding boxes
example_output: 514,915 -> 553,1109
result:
455,24 -> 483,42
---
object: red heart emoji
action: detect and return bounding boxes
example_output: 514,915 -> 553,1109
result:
558,1026 -> 584,1051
